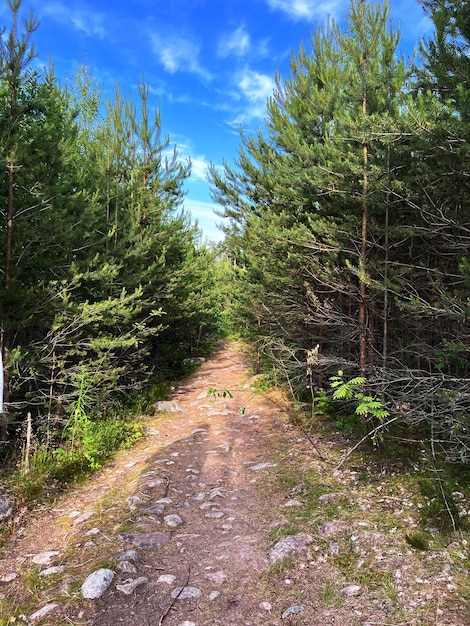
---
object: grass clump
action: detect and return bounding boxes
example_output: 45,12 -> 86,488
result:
405,529 -> 431,551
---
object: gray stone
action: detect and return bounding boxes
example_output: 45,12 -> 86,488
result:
164,514 -> 183,528
81,567 -> 114,600
116,576 -> 149,595
141,504 -> 165,515
39,566 -> 65,577
0,572 -> 18,583
116,561 -> 138,574
249,462 -> 277,471
208,590 -> 221,601
205,571 -> 227,584
157,574 -> 177,585
81,569 -> 115,599
281,605 -> 304,619
118,531 -> 170,548
209,488 -> 225,499
28,603 -> 61,623
319,492 -> 343,503
259,601 -> 272,611
73,511 -> 94,525
32,551 -> 60,566
114,549 -> 141,562
319,521 -> 347,537
155,401 -> 186,413
146,427 -> 160,436
170,586 -> 202,599
126,496 -> 142,510
341,584 -> 361,597
268,533 -> 313,564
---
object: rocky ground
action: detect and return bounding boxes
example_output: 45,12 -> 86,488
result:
0,342 -> 468,625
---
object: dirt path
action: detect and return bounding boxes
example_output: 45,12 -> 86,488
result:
0,342 -> 291,625
0,342 -> 468,625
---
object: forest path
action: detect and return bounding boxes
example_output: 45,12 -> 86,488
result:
1,341 -> 468,626
0,342 -> 304,625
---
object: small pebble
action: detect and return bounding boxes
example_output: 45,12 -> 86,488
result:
164,514 -> 183,528
28,603 -> 61,623
116,576 -> 149,595
281,605 -> 304,619
171,586 -> 202,599
39,566 -> 65,577
157,574 -> 177,585
208,590 -> 221,601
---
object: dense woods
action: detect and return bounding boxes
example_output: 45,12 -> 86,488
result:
210,0 -> 470,465
0,0 -> 223,477
0,0 -> 469,488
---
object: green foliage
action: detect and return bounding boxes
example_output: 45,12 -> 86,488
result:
330,372 -> 390,422
417,476 -> 465,531
207,387 -> 233,399
209,0 -> 470,467
0,2 -> 224,476
405,530 -> 431,551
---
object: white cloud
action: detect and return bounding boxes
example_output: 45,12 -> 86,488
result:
166,139 -> 212,184
184,198 -> 225,242
42,2 -> 106,39
218,25 -> 250,58
265,0 -> 341,21
220,68 -> 275,127
150,33 -> 211,80
238,68 -> 275,103
190,156 -> 211,182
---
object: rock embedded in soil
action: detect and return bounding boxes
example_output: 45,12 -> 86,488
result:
170,586 -> 202,599
32,551 -> 60,565
341,584 -> 362,597
28,602 -> 61,623
114,549 -> 140,562
116,561 -> 138,574
81,568 -> 115,599
205,570 -> 227,584
118,531 -> 170,548
155,400 -> 186,413
208,590 -> 221,600
39,565 -> 65,577
281,605 -> 304,619
0,572 -> 18,583
157,574 -> 177,584
116,576 -> 149,595
249,462 -> 277,471
141,504 -> 165,515
72,511 -> 94,525
319,521 -> 347,537
164,514 -> 183,528
268,533 -> 313,564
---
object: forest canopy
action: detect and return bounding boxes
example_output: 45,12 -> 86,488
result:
0,0 -> 224,473
209,0 -> 470,464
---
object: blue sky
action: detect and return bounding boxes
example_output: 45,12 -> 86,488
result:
2,0 -> 433,242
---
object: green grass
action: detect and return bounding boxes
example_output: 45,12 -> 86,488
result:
320,581 -> 342,607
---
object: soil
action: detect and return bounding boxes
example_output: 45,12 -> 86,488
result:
0,341 -> 468,626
